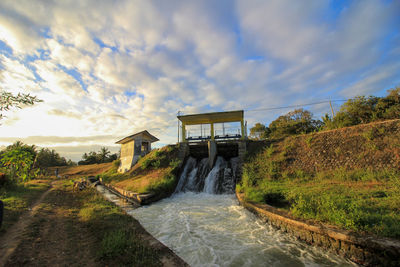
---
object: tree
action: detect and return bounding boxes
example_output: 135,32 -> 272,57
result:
325,87 -> 400,130
269,109 -> 322,139
0,91 -> 43,122
78,148 -> 119,165
0,141 -> 38,182
35,148 -> 68,168
249,123 -> 270,140
97,147 -> 111,163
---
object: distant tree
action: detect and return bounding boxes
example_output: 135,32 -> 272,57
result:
375,87 -> 400,119
78,147 -> 117,165
0,91 -> 43,122
35,148 -> 68,168
269,109 -> 322,139
97,147 -> 111,163
66,159 -> 77,166
249,123 -> 270,140
325,87 -> 400,130
108,153 -> 118,162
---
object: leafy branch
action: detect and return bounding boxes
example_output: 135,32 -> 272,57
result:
0,91 -> 43,121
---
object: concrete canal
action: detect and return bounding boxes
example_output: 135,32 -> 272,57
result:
98,156 -> 355,267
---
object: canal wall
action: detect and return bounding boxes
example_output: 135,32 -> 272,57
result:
236,192 -> 400,266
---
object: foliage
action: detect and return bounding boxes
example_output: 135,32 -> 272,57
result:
249,123 -> 271,140
0,141 -> 38,183
35,148 -> 69,168
144,173 -> 177,195
0,91 -> 43,122
140,158 -> 153,170
137,148 -> 170,171
268,109 -> 322,139
112,159 -> 121,169
240,151 -> 400,238
324,87 -> 400,130
250,87 -> 400,141
78,147 -> 118,165
102,145 -> 180,195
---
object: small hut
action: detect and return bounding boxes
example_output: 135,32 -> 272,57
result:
116,130 -> 159,173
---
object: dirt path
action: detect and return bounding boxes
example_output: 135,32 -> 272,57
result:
0,183 -> 54,266
1,181 -> 96,267
0,180 -> 187,267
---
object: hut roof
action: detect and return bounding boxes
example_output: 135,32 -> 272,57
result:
115,130 -> 159,144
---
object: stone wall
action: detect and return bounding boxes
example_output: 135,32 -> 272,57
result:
236,192 -> 400,266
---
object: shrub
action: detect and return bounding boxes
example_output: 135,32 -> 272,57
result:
112,159 -> 121,169
141,158 -> 152,170
169,159 -> 181,169
151,159 -> 161,169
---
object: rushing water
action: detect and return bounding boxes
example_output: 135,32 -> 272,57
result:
97,157 -> 356,267
129,193 -> 354,267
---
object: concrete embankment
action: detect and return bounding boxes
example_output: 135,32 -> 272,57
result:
101,182 -> 164,205
236,191 -> 400,266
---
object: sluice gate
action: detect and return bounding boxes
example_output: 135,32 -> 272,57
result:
177,110 -> 248,168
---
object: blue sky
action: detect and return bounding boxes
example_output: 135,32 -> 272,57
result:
0,0 -> 399,160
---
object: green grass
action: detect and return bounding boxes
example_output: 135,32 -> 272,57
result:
77,188 -> 161,266
100,145 -> 181,196
0,179 -> 50,235
239,161 -> 400,238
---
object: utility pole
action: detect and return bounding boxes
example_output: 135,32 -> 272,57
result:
329,100 -> 335,118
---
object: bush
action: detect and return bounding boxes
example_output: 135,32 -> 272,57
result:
141,158 -> 152,170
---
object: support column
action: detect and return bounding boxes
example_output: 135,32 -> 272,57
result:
208,140 -> 217,168
211,123 -> 214,140
182,122 -> 186,142
240,119 -> 245,140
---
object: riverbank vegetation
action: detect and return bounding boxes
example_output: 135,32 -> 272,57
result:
239,120 -> 400,239
100,145 -> 181,196
238,167 -> 400,238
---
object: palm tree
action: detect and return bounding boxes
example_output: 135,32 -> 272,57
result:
98,147 -> 110,163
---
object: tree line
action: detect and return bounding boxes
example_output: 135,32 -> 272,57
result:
78,147 -> 118,165
250,87 -> 400,140
0,141 -> 74,184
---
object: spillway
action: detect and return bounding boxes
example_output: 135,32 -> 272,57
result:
98,157 -> 355,266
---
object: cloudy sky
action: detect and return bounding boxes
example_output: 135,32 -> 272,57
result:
0,0 -> 399,161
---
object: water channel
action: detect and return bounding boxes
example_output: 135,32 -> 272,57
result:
97,156 -> 356,266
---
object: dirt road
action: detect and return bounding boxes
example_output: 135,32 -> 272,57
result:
0,180 -> 187,267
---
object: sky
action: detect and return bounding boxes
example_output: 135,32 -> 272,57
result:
0,0 -> 399,161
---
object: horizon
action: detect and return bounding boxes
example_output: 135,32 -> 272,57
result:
1,0 -> 399,161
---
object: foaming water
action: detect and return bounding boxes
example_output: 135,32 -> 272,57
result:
127,192 -> 356,267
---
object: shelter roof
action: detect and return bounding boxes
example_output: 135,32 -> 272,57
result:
115,130 -> 159,144
177,110 -> 243,125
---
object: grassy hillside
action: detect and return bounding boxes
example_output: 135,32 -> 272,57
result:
100,145 -> 181,196
47,162 -> 114,178
238,119 -> 400,238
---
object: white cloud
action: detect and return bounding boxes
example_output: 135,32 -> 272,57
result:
0,55 -> 37,93
33,60 -> 86,98
0,0 -> 399,159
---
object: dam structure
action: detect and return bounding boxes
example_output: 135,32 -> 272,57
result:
175,110 -> 248,195
96,110 -> 354,266
177,110 -> 248,169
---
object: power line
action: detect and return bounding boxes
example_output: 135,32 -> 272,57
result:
245,99 -> 348,113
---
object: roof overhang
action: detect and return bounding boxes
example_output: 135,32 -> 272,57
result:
115,130 -> 159,144
177,110 -> 243,125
